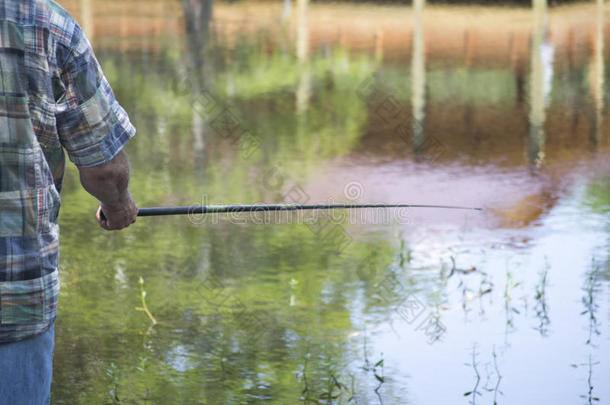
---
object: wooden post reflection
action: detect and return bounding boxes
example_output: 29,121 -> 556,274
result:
181,0 -> 215,166
412,0 -> 426,155
375,26 -> 384,62
528,0 -> 548,167
296,0 -> 310,114
80,0 -> 93,40
590,0 -> 604,147
282,0 -> 292,23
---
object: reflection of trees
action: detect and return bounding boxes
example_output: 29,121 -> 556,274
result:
584,176 -> 610,216
583,176 -> 610,281
51,30 -> 409,403
97,42 -> 375,202
52,192 -> 404,402
52,65 -> 409,398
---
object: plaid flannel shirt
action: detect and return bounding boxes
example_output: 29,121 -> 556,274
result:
0,0 -> 135,343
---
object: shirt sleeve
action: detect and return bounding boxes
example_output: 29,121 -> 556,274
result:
54,29 -> 135,168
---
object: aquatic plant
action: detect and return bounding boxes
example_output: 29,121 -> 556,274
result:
463,345 -> 481,404
106,362 -> 121,403
533,259 -> 550,336
136,276 -> 158,328
582,259 -> 601,346
504,258 -> 521,334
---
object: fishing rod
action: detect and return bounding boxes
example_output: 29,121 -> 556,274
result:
137,204 -> 483,217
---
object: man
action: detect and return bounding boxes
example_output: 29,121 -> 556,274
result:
0,0 -> 138,403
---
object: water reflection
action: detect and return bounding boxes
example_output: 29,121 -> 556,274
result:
181,0 -> 214,165
533,260 -> 550,336
296,0 -> 311,115
582,260 -> 602,346
51,1 -> 610,404
80,0 -> 93,39
528,0 -> 551,167
281,0 -> 292,23
412,0 -> 426,157
590,0 -> 605,147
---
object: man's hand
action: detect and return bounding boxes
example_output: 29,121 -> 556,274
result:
96,193 -> 138,230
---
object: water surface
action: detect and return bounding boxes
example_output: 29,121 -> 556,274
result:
52,1 -> 609,404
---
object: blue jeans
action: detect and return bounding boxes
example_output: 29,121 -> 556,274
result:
0,323 -> 54,405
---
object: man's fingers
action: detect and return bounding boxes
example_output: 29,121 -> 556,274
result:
97,197 -> 138,231
96,207 -> 106,228
96,206 -> 113,230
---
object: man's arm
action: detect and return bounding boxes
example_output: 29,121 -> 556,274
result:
78,150 -> 138,230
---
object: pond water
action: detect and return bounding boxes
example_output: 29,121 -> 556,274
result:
51,0 -> 609,404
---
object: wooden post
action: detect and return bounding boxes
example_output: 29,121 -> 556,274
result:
296,0 -> 310,115
589,0 -> 605,146
528,0 -> 548,167
80,0 -> 93,40
375,26 -> 384,62
412,0 -> 426,155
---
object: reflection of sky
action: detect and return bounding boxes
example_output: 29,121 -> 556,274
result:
308,148 -> 610,403
346,185 -> 610,404
168,344 -> 191,373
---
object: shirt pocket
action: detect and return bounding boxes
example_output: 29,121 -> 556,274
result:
0,268 -> 59,325
0,147 -> 58,237
0,188 -> 45,237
